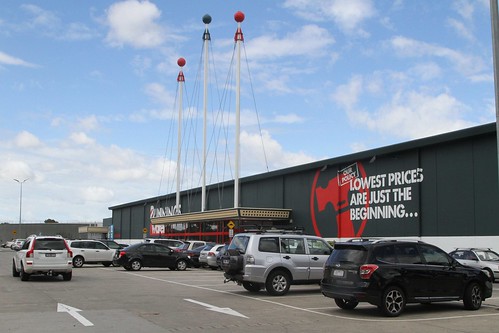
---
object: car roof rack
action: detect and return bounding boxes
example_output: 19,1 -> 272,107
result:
454,247 -> 492,251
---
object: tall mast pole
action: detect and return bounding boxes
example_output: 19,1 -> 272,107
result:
176,57 -> 186,213
202,15 -> 211,212
234,11 -> 245,208
490,0 -> 499,187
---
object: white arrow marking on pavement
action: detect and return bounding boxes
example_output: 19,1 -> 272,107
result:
184,298 -> 248,318
57,303 -> 94,327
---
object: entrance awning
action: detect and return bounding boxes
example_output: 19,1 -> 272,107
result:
150,207 -> 292,225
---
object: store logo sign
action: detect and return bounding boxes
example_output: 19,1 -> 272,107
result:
150,204 -> 182,219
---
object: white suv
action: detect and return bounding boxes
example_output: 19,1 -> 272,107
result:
68,240 -> 116,268
12,235 -> 73,281
222,231 -> 333,295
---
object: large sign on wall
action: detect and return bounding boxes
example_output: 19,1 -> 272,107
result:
310,160 -> 424,238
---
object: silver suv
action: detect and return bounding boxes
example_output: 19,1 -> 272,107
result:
68,240 -> 116,268
222,231 -> 333,296
449,248 -> 499,282
12,235 -> 73,281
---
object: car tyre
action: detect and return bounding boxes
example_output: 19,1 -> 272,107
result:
265,270 -> 291,296
12,260 -> 20,277
334,298 -> 359,310
463,282 -> 482,310
242,281 -> 262,292
20,264 -> 30,281
130,259 -> 142,271
379,286 -> 405,317
73,256 -> 85,268
62,272 -> 72,281
176,259 -> 187,271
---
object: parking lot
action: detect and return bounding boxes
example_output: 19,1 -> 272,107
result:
2,248 -> 499,333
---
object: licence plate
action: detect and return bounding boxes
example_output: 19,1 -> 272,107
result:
45,253 -> 56,257
333,269 -> 344,277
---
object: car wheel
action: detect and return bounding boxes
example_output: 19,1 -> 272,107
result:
463,282 -> 483,310
12,260 -> 20,277
379,286 -> 405,317
265,270 -> 291,296
176,259 -> 187,271
242,281 -> 262,292
72,256 -> 84,268
62,272 -> 72,281
334,298 -> 359,310
20,264 -> 30,282
130,259 -> 142,271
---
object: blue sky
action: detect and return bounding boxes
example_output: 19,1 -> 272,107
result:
0,0 -> 495,223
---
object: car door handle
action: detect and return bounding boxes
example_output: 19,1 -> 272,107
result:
311,257 -> 319,261
283,256 -> 291,260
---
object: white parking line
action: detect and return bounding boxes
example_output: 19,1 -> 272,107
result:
122,271 -> 499,323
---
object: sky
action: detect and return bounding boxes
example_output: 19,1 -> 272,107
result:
0,0 -> 496,224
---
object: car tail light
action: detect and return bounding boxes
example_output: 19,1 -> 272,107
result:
359,264 -> 378,279
119,251 -> 126,258
208,252 -> 215,256
245,255 -> 255,265
26,239 -> 36,258
64,240 -> 73,258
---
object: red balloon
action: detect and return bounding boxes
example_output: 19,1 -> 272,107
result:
234,11 -> 245,23
177,58 -> 186,67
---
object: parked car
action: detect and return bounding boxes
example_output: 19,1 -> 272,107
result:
215,244 -> 229,270
321,239 -> 493,317
187,243 -> 214,268
99,239 -> 129,250
449,248 -> 499,282
115,242 -> 191,271
221,231 -> 333,295
12,235 -> 73,281
205,244 -> 227,270
144,238 -> 184,249
177,240 -> 209,253
10,239 -> 25,250
68,240 -> 116,268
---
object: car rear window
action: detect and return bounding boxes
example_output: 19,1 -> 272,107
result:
228,235 -> 250,253
327,245 -> 368,265
34,239 -> 66,251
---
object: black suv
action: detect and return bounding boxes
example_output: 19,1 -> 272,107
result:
321,239 -> 493,317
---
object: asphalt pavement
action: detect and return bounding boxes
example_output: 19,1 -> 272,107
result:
1,248 -> 499,333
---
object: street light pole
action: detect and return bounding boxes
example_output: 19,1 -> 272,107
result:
14,178 -> 28,236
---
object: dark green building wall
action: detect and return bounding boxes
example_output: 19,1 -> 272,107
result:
108,123 -> 498,240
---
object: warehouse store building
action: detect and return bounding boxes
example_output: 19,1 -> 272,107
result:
107,123 -> 499,251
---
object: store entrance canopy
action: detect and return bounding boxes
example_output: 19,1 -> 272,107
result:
150,207 -> 292,225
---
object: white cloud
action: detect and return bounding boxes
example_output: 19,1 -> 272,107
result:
241,130 -> 316,173
349,90 -> 474,140
331,75 -> 363,110
389,36 -> 485,78
81,186 -> 114,202
77,115 -> 99,131
70,132 -> 95,145
283,0 -> 376,34
246,25 -> 335,59
14,131 -> 42,148
0,51 -> 37,67
105,0 -> 166,48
